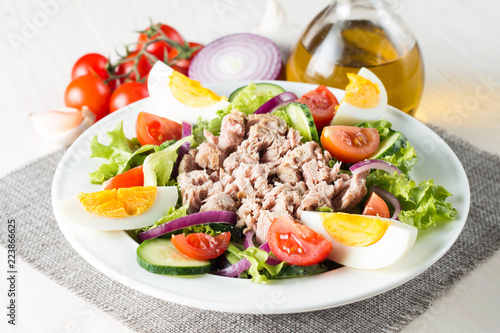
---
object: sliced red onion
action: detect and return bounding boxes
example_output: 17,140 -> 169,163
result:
258,242 -> 282,265
370,186 -> 402,220
188,33 -> 283,84
350,159 -> 402,175
182,122 -> 192,138
254,92 -> 298,114
137,211 -> 237,242
243,230 -> 255,249
211,258 -> 251,277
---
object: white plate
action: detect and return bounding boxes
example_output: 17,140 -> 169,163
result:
52,81 -> 470,314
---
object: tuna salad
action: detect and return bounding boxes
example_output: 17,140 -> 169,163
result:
178,111 -> 368,244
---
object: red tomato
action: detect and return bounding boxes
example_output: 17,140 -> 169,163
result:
137,24 -> 184,61
171,232 -> 231,260
321,126 -> 379,163
136,111 -> 182,146
109,82 -> 149,113
71,53 -> 116,91
362,192 -> 391,218
115,51 -> 152,83
64,74 -> 111,121
298,85 -> 339,131
103,166 -> 144,190
168,42 -> 203,74
267,216 -> 333,266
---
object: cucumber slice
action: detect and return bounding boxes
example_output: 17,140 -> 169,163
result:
284,102 -> 319,143
265,262 -> 328,279
368,130 -> 408,159
228,83 -> 286,102
137,238 -> 211,275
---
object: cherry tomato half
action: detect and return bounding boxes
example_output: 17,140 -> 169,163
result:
362,192 -> 390,218
171,232 -> 231,260
298,85 -> 339,131
115,51 -> 152,83
137,24 -> 184,62
71,53 -> 116,91
136,111 -> 182,146
109,82 -> 149,113
267,216 -> 333,266
103,165 -> 144,190
64,74 -> 111,121
321,126 -> 380,163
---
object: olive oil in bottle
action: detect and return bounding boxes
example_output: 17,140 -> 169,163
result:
286,1 -> 424,115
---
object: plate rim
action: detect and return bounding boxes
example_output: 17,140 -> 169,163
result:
51,80 -> 470,314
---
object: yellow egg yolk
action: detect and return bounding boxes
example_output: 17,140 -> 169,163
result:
343,73 -> 380,109
320,213 -> 391,247
78,186 -> 157,218
169,70 -> 223,108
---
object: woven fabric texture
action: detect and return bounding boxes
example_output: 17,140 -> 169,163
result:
1,126 -> 499,333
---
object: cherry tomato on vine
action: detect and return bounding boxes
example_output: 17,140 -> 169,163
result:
71,53 -> 116,91
137,24 -> 184,62
109,82 -> 149,113
64,74 -> 111,121
168,42 -> 203,74
115,51 -> 152,83
136,111 -> 182,146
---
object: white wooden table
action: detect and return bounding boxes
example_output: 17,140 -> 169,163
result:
1,0 -> 499,332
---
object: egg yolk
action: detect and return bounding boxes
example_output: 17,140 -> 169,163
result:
78,186 -> 157,218
343,73 -> 380,109
169,71 -> 223,108
320,213 -> 390,247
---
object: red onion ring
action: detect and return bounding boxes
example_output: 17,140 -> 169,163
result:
370,186 -> 402,220
137,211 -> 237,242
211,258 -> 251,277
243,230 -> 256,249
258,242 -> 282,266
350,159 -> 402,175
188,33 -> 283,84
254,92 -> 298,114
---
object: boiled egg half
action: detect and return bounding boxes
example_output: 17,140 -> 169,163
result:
54,186 -> 178,231
147,61 -> 230,124
331,67 -> 388,125
300,211 -> 417,269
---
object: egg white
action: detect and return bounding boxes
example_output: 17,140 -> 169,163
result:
54,186 -> 178,231
147,61 -> 230,124
300,211 -> 417,269
331,67 -> 388,126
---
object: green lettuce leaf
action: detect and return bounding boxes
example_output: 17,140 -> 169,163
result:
367,170 -> 457,229
88,122 -> 160,184
381,143 -> 418,176
143,136 -> 193,187
357,119 -> 393,142
272,108 -> 292,127
225,245 -> 284,284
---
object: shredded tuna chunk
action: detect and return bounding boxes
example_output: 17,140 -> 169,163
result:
179,111 -> 369,243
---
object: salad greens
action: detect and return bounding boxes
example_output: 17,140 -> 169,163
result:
143,136 -> 193,187
225,245 -> 284,284
358,120 -> 457,229
88,121 -> 176,184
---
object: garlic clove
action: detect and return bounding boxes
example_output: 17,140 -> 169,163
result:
29,107 -> 96,146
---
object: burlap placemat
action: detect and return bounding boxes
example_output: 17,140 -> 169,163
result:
1,126 -> 499,332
